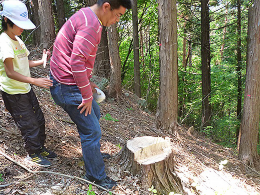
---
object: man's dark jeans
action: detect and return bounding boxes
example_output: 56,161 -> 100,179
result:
50,74 -> 106,181
1,89 -> 46,154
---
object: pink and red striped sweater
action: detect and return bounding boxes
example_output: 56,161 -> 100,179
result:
50,7 -> 103,104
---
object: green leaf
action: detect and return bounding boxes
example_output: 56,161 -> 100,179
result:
102,113 -> 119,122
116,144 -> 122,150
0,174 -> 3,182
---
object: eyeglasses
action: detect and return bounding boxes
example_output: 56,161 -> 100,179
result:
115,13 -> 121,19
111,9 -> 122,20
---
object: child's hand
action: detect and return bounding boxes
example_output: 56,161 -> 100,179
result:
33,78 -> 53,88
42,49 -> 51,60
46,49 -> 51,60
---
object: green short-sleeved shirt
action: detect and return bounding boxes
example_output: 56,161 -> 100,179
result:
0,32 -> 31,94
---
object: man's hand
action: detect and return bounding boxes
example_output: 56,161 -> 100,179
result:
78,100 -> 92,116
90,81 -> 98,93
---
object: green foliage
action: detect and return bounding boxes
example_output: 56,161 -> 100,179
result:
148,185 -> 157,194
203,116 -> 239,148
0,174 -> 3,182
119,0 -> 160,112
127,107 -> 133,111
87,184 -> 95,195
116,143 -> 122,150
175,0 -> 253,150
102,113 -> 119,122
85,184 -> 113,195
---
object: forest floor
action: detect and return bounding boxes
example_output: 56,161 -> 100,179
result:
0,51 -> 260,195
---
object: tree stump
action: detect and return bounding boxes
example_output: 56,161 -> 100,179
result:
120,136 -> 185,194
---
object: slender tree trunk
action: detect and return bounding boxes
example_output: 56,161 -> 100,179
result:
238,1 -> 260,166
201,0 -> 211,128
37,0 -> 56,49
84,0 -> 110,79
55,0 -> 66,30
188,37 -> 192,67
31,0 -> 41,46
84,0 -> 95,6
220,7 -> 228,62
146,28 -> 152,101
183,27 -> 187,69
107,24 -> 122,98
156,0 -> 178,132
140,29 -> 144,71
121,39 -> 133,82
180,25 -> 187,117
236,0 -> 242,140
132,0 -> 141,97
94,27 -> 111,78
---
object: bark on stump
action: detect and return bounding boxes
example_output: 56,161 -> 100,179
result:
120,136 -> 184,194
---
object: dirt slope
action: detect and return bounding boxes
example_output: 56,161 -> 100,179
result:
0,62 -> 260,195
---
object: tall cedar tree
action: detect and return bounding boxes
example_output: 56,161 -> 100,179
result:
55,0 -> 66,30
37,0 -> 55,49
30,0 -> 41,45
108,24 -> 122,98
156,0 -> 178,132
132,0 -> 141,97
201,0 -> 211,128
238,0 -> 260,167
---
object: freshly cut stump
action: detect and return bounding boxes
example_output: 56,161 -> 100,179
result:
120,136 -> 184,194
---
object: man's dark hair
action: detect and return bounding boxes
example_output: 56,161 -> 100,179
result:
97,0 -> 132,10
1,17 -> 14,31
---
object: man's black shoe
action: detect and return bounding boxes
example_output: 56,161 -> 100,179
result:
96,176 -> 116,189
83,176 -> 117,189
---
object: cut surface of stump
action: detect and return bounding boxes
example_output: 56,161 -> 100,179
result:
120,136 -> 185,194
127,136 -> 172,165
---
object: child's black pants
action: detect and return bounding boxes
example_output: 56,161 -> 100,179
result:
1,89 -> 46,154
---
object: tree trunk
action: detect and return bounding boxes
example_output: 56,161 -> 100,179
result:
146,29 -> 152,101
31,0 -> 41,46
55,0 -> 66,30
120,136 -> 184,194
140,29 -> 145,75
220,7 -> 228,62
121,39 -> 133,82
84,0 -> 111,79
188,38 -> 192,67
84,0 -> 96,6
201,0 -> 211,128
236,0 -> 242,140
183,27 -> 187,69
93,27 -> 111,79
156,0 -> 178,132
37,0 -> 56,49
132,0 -> 141,97
107,24 -> 122,98
238,1 -> 260,166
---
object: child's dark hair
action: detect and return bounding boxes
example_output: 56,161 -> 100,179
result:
97,0 -> 132,10
1,17 -> 14,31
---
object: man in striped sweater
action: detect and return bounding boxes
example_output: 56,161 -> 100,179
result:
49,0 -> 131,190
